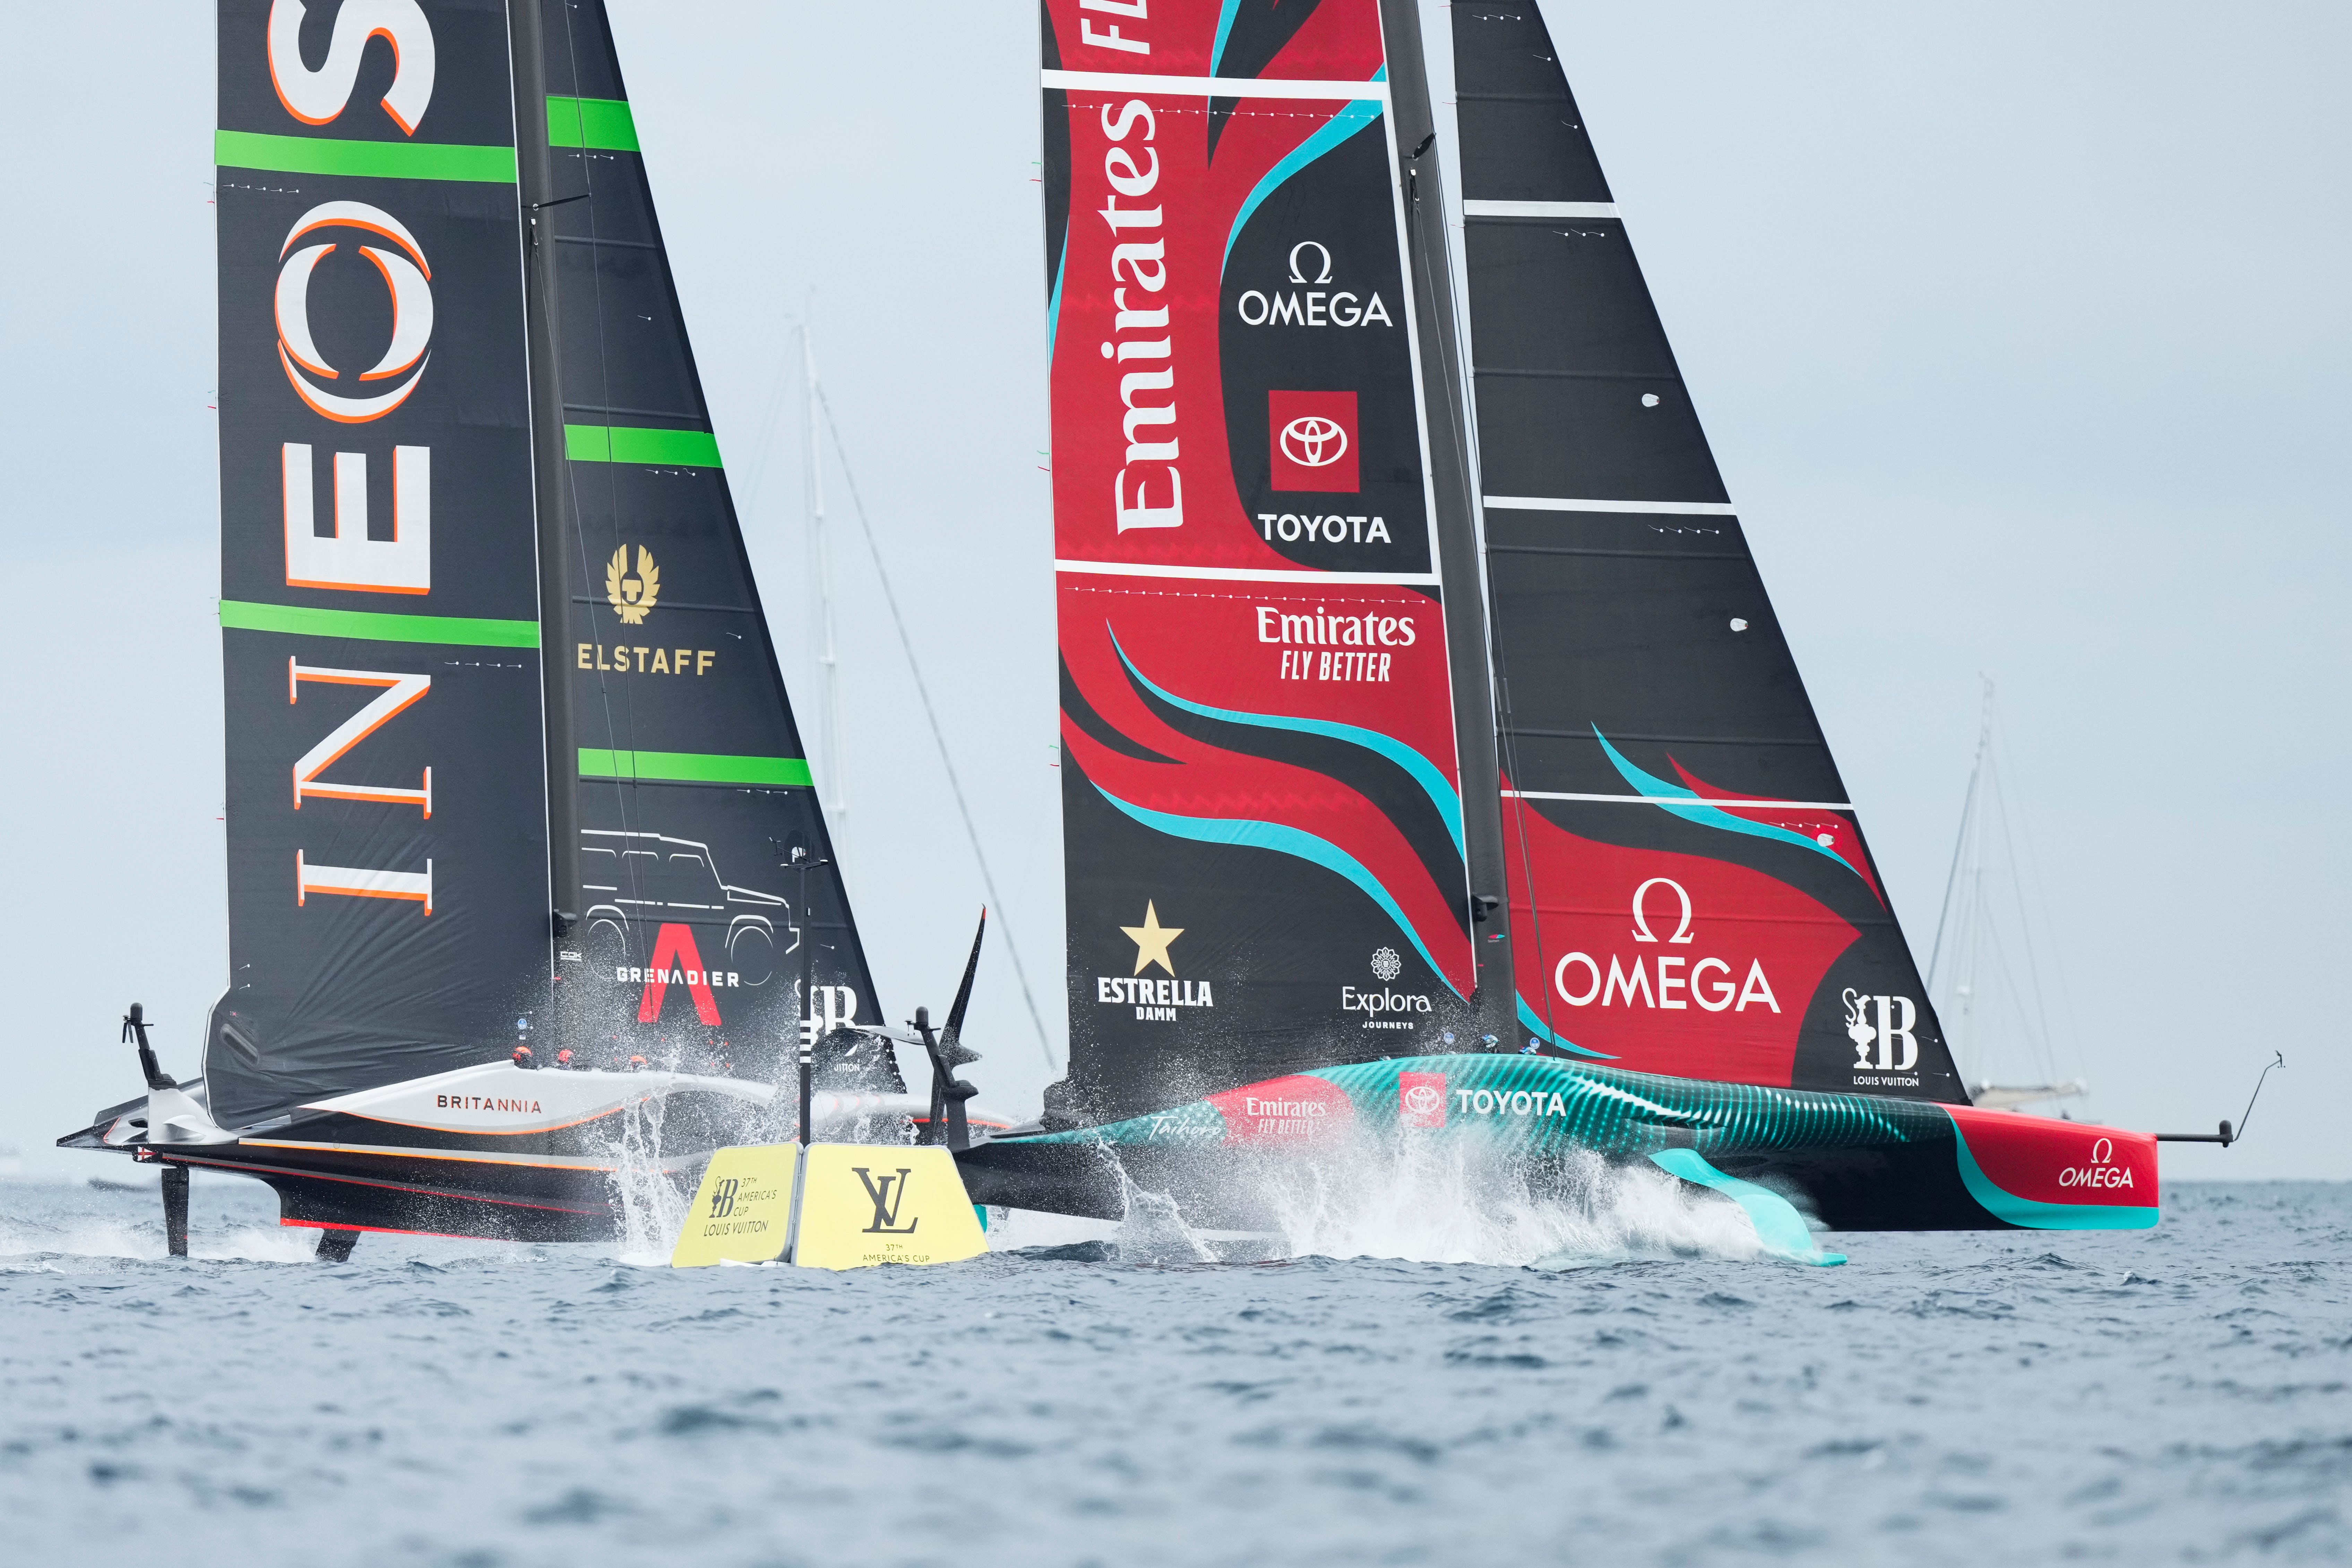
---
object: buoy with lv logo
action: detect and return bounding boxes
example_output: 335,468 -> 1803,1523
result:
670,1144 -> 802,1267
791,1144 -> 989,1270
670,1144 -> 986,1270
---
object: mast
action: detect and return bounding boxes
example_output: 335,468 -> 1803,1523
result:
802,327 -> 847,859
511,0 -> 581,944
1377,0 -> 1516,1045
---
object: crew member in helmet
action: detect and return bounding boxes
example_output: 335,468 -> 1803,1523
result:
511,1045 -> 536,1070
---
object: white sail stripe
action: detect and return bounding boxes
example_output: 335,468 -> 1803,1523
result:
1464,200 -> 1620,219
1056,559 -> 1440,586
1485,495 -> 1739,516
1040,69 -> 1389,101
1505,790 -> 1855,810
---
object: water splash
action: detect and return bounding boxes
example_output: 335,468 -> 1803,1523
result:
0,1181 -> 322,1267
1231,1139 -> 1774,1269
1112,1170 -> 1218,1265
601,1093 -> 691,1265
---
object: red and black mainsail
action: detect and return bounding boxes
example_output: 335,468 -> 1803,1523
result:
1036,0 -> 1962,1124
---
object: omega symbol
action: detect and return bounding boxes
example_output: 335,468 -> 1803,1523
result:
1629,877 -> 1694,944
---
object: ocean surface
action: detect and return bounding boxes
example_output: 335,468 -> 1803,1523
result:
1,1173 -> 2345,1567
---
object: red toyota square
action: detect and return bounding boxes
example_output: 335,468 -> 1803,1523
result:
1269,390 -> 1359,492
1398,1070 -> 1448,1129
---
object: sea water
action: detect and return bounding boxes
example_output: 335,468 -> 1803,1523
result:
0,1176 -> 2344,1566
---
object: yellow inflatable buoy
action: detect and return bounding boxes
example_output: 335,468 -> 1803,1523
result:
670,1144 -> 801,1267
790,1144 -> 989,1270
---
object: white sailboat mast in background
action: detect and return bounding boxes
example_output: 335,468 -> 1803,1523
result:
1927,679 -> 2091,1112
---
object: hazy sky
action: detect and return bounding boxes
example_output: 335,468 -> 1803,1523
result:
2,2 -> 2343,1182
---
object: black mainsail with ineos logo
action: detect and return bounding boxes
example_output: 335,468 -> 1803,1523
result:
60,0 -> 890,1249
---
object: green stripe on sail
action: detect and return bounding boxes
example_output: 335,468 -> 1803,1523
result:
578,749 -> 811,787
214,130 -> 516,183
563,424 -> 723,467
220,601 -> 539,647
547,96 -> 640,152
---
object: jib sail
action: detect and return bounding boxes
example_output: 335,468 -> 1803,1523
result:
1041,0 -> 1477,1124
520,0 -> 887,1085
1451,2 -> 1962,1100
206,0 -> 552,1122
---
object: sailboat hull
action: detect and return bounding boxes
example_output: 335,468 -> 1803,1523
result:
60,1063 -> 775,1244
133,1139 -> 642,1244
957,1054 -> 2160,1235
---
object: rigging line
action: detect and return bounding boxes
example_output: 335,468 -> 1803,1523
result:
810,381 -> 1059,1071
1927,677 -> 1992,991
1978,919 -> 2049,1069
1992,701 -> 2090,1080
1987,748 -> 2063,1089
736,327 -> 801,529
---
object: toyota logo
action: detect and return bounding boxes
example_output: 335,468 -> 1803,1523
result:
1280,415 -> 1348,468
1402,1084 -> 1443,1117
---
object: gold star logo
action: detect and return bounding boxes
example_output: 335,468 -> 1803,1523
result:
1121,901 -> 1184,976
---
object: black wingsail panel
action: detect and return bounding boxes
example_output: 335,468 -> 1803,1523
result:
206,0 -> 551,1123
525,0 -> 887,1085
1451,3 -> 1961,1100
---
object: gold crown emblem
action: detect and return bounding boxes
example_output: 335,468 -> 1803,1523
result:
605,545 -> 660,625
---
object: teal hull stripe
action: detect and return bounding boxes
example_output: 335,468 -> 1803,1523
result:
1222,72 -> 1386,269
1650,1147 -> 1846,1265
1027,1052 -> 1940,1158
1091,783 -> 1466,1000
1594,727 -> 1860,877
1949,1115 -> 2159,1230
1517,994 -> 1612,1060
1107,625 -> 1465,856
1209,0 -> 1243,75
1046,236 -> 1067,360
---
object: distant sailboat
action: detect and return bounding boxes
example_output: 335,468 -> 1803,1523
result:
1928,681 -> 2091,1113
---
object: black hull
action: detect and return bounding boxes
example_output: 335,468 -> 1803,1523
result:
955,1138 -> 2003,1233
133,1141 -> 667,1244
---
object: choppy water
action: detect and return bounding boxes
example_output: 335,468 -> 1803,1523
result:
2,1175 -> 2345,1566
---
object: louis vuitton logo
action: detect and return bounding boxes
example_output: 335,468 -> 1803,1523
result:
853,1166 -> 919,1235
